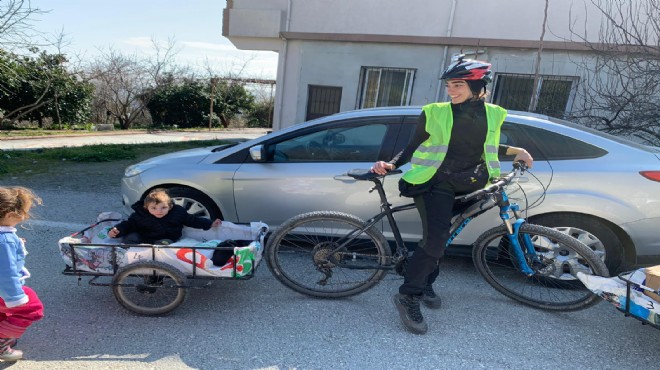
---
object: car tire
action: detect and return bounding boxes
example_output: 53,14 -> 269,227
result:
166,187 -> 222,220
531,213 -> 624,273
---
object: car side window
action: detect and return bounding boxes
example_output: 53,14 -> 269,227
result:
500,121 -> 607,160
499,122 -> 537,161
270,123 -> 388,162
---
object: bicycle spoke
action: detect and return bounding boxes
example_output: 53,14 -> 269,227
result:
267,212 -> 391,298
473,224 -> 608,311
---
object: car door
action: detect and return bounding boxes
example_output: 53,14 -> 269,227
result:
232,117 -> 405,227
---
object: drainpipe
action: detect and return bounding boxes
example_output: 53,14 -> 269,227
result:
435,0 -> 457,102
274,0 -> 292,131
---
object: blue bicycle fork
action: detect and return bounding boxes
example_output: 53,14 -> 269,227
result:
499,192 -> 537,276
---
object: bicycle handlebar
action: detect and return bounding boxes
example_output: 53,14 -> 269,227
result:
456,161 -> 528,202
346,161 -> 527,201
347,168 -> 402,181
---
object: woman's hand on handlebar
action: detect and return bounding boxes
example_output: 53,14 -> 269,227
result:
509,147 -> 534,168
371,161 -> 395,175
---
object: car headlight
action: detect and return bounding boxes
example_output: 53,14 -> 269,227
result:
124,163 -> 154,178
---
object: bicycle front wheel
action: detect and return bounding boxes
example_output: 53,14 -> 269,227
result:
266,211 -> 391,298
473,223 -> 609,311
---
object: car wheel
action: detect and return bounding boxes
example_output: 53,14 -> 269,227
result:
166,187 -> 222,220
531,213 -> 624,273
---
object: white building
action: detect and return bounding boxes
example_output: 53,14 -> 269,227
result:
223,0 -> 611,130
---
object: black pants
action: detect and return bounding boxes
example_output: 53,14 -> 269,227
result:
121,232 -> 172,245
399,168 -> 487,296
121,232 -> 142,244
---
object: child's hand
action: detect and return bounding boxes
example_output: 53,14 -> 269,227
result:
211,219 -> 222,228
108,227 -> 119,238
19,267 -> 31,282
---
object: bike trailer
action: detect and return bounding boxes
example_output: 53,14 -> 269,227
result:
577,268 -> 660,329
58,212 -> 269,279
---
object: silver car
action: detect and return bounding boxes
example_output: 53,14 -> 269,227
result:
120,106 -> 660,274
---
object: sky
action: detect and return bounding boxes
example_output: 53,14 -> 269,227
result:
28,0 -> 279,79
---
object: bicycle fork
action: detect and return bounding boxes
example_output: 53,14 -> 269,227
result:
497,192 -> 542,277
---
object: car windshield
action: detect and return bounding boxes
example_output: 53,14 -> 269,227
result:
547,116 -> 659,153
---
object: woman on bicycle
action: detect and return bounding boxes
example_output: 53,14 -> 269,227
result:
371,54 -> 534,334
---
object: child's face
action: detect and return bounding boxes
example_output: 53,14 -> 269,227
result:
146,202 -> 171,218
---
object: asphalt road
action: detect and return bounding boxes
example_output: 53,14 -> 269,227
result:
1,130 -> 659,369
2,194 -> 659,369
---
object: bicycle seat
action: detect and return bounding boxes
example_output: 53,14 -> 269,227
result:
347,168 -> 403,181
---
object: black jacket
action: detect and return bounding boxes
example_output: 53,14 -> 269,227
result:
114,201 -> 214,244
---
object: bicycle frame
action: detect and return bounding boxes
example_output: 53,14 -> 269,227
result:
332,167 -> 541,276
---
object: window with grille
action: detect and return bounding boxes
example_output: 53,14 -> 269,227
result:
492,73 -> 578,117
306,85 -> 342,121
357,67 -> 415,109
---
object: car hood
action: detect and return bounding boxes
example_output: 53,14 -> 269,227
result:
137,145 -> 219,165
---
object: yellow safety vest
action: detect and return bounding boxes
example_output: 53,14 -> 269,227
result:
401,102 -> 506,185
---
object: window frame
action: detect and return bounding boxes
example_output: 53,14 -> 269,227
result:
356,67 -> 416,109
492,73 -> 579,116
306,84 -> 343,121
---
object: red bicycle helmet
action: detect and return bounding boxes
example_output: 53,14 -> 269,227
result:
441,54 -> 492,84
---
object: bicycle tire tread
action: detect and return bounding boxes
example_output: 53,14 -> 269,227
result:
473,223 -> 609,311
266,211 -> 391,298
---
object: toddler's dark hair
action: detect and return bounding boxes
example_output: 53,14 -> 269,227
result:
143,188 -> 172,208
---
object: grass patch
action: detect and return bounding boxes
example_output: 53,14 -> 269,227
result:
0,139 -> 234,176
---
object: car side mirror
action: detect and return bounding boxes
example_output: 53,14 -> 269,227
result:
249,145 -> 267,162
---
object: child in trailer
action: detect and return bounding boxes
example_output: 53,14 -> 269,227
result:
108,188 -> 222,244
0,186 -> 45,361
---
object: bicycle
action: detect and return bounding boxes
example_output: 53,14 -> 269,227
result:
266,162 -> 610,311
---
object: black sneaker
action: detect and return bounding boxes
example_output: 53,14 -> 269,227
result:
422,285 -> 442,309
392,294 -> 428,334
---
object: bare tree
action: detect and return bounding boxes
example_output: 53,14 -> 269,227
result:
85,49 -> 152,129
568,0 -> 660,145
146,36 -> 188,84
528,0 -> 549,112
0,0 -> 47,49
84,40 -> 184,129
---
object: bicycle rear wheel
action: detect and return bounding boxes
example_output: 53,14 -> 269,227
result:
473,223 -> 609,311
266,211 -> 391,298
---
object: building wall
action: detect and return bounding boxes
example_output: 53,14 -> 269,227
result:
227,0 -> 602,42
224,0 -> 612,129
279,41 -> 592,125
